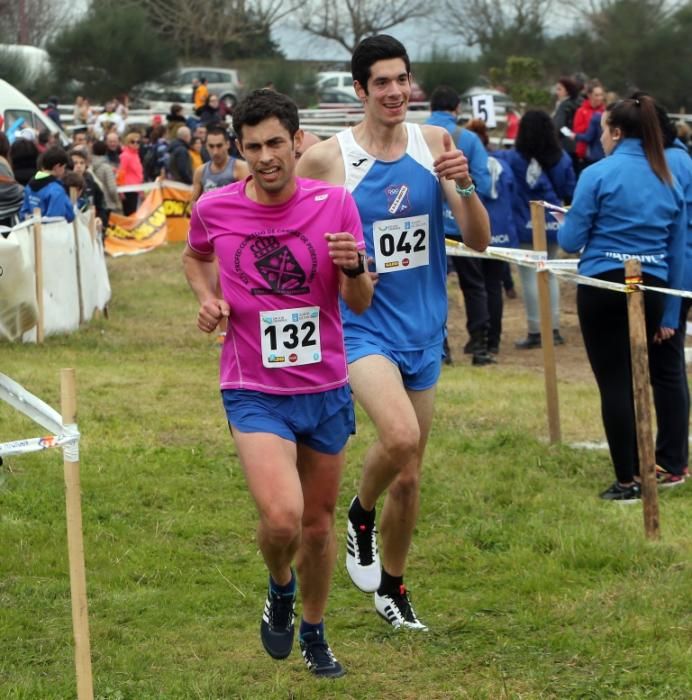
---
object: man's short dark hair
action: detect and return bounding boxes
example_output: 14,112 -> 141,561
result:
206,124 -> 230,141
351,34 -> 410,94
91,140 -> 107,156
429,86 -> 460,112
232,89 -> 299,142
40,146 -> 69,171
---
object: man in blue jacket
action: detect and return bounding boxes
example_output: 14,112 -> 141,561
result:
425,86 -> 493,365
19,146 -> 74,222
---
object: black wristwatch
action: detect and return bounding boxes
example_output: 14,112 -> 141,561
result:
342,252 -> 366,278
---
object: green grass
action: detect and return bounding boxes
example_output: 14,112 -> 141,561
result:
1,244 -> 690,699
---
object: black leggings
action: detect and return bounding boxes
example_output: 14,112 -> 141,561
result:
577,270 -> 667,483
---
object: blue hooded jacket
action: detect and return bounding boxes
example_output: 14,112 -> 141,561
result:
495,148 -> 575,244
19,174 -> 75,222
425,111 -> 491,240
558,138 -> 685,315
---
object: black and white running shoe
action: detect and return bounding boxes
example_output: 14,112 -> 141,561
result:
345,496 -> 381,592
300,630 -> 346,678
260,580 -> 296,659
375,585 -> 428,631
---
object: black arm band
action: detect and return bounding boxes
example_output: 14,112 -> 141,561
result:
342,252 -> 366,278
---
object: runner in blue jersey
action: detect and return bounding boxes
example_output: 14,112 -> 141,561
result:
297,35 -> 490,631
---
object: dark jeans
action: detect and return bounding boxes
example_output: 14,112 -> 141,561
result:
482,259 -> 506,347
122,192 -> 139,216
650,298 -> 691,474
450,255 -> 489,335
578,269 -> 667,484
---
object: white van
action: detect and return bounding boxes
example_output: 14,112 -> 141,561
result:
0,79 -> 68,145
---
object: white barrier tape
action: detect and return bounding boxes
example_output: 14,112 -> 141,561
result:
0,433 -> 79,457
0,373 -> 63,435
445,241 -> 547,267
445,240 -> 692,299
116,179 -> 194,194
550,269 -> 692,299
62,422 -> 80,462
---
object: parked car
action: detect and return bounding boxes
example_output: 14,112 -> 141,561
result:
317,90 -> 362,110
135,66 -> 244,111
316,72 -> 356,100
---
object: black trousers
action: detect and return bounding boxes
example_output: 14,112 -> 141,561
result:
650,298 -> 691,474
450,256 -> 489,335
578,269 -> 667,484
482,259 -> 506,347
122,192 -> 139,216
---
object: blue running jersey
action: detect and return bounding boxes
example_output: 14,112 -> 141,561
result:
336,124 -> 447,351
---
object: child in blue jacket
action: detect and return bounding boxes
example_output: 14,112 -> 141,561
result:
19,146 -> 75,222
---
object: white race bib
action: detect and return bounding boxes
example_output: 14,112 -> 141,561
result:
259,306 -> 321,368
372,214 -> 429,273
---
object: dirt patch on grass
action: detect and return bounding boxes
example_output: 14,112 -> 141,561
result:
446,271 -> 594,384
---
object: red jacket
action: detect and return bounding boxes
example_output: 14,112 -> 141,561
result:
117,146 -> 143,186
572,100 -> 604,159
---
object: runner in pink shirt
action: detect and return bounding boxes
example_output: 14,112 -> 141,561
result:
183,89 -> 373,678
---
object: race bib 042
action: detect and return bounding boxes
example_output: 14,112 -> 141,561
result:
372,214 -> 429,273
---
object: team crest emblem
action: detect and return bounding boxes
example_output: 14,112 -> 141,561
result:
385,184 -> 411,215
251,236 -> 306,292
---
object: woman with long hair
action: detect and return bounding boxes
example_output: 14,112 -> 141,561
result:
496,110 -> 576,348
558,94 -> 686,501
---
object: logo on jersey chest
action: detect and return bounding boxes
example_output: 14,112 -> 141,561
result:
385,184 -> 411,215
235,231 -> 317,295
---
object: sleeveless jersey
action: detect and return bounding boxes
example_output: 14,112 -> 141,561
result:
188,176 -> 365,395
201,157 -> 237,192
336,124 -> 447,351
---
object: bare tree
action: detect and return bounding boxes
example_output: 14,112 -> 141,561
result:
297,0 -> 429,54
0,0 -> 78,46
436,0 -> 553,51
140,0 -> 300,61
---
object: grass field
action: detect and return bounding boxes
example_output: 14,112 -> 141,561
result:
1,243 -> 690,699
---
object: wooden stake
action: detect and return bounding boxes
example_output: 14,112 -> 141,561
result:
530,201 -> 561,443
60,368 -> 94,700
624,260 -> 660,540
69,188 -> 85,325
32,208 -> 45,343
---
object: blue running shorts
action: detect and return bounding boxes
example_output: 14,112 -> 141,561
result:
345,336 -> 442,391
221,385 -> 355,455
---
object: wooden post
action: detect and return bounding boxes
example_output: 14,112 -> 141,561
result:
60,368 -> 94,700
624,260 -> 660,540
530,201 -> 561,443
32,208 -> 45,343
69,188 -> 85,325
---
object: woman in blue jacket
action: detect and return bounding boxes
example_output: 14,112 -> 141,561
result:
496,111 -> 576,349
558,94 -> 686,502
648,99 -> 692,487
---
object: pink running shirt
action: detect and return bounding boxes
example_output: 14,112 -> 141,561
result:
188,176 -> 365,395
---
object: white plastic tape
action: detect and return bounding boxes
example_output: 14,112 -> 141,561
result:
0,433 -> 79,457
62,423 -> 80,462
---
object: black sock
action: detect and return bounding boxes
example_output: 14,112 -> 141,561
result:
378,568 -> 404,596
349,495 -> 375,527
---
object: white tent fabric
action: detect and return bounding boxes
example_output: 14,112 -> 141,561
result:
0,211 -> 111,342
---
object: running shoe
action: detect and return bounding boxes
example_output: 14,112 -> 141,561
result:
374,585 -> 428,631
346,496 -> 381,592
655,465 -> 687,488
599,481 -> 641,502
260,577 -> 296,659
300,630 -> 345,678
